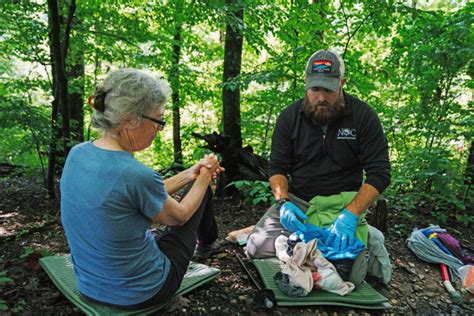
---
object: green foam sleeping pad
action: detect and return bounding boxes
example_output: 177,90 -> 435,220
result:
40,254 -> 221,315
252,257 -> 392,309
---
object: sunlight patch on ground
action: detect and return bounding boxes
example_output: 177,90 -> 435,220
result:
0,212 -> 18,218
0,226 -> 8,236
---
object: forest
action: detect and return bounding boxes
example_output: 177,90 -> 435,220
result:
0,0 -> 472,314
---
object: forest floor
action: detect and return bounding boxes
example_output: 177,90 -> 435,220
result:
1,174 -> 473,315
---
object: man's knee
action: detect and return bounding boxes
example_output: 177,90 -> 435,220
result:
246,232 -> 260,258
246,229 -> 276,258
245,205 -> 283,258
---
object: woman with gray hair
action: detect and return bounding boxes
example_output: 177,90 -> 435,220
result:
60,68 -> 223,309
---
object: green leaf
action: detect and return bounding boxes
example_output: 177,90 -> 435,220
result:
0,277 -> 13,283
0,300 -> 9,311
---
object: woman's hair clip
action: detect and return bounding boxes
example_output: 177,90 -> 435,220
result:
88,90 -> 107,112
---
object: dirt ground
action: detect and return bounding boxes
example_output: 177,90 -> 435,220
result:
1,175 -> 473,315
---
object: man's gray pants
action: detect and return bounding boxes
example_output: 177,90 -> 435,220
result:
246,193 -> 388,287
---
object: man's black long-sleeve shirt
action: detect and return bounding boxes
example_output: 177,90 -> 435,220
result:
268,92 -> 391,202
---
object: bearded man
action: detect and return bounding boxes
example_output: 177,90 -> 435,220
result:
246,50 -> 392,288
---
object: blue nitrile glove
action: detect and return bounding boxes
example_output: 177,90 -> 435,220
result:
279,202 -> 308,233
319,238 -> 366,260
296,223 -> 330,243
298,228 -> 364,260
325,208 -> 359,251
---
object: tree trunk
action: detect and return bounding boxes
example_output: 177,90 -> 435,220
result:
222,0 -> 244,149
170,23 -> 183,165
68,62 -> 85,143
65,0 -> 83,143
48,0 -> 71,158
46,0 -> 74,198
192,132 -> 268,196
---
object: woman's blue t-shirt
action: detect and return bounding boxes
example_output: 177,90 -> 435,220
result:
60,141 -> 170,305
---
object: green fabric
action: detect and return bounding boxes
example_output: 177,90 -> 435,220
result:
40,254 -> 221,316
252,258 -> 391,310
305,191 -> 369,245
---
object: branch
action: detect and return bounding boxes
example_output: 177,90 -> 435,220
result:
340,2 -> 373,59
340,1 -> 350,44
75,27 -> 142,49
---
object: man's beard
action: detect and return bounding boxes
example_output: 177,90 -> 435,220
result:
303,92 -> 345,126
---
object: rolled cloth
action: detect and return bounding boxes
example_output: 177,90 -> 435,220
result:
407,226 -> 464,280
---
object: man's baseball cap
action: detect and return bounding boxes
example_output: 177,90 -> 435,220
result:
305,50 -> 345,91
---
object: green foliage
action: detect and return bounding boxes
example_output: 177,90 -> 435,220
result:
392,223 -> 409,238
455,214 -> 473,227
0,299 -> 8,311
0,271 -> 12,285
0,0 -> 471,223
228,180 -> 274,206
0,271 -> 13,311
432,210 -> 449,225
40,247 -> 54,258
386,146 -> 467,211
380,4 -> 473,218
19,246 -> 35,259
11,298 -> 26,314
0,99 -> 50,171
19,246 -> 53,259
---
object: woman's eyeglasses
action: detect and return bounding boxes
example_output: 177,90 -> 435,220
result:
142,114 -> 166,128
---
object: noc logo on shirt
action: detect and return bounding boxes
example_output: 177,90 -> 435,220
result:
337,128 -> 357,140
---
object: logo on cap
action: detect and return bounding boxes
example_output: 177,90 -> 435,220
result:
312,60 -> 332,74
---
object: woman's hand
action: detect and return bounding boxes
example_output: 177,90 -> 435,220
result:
188,154 -> 225,180
198,155 -> 220,179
